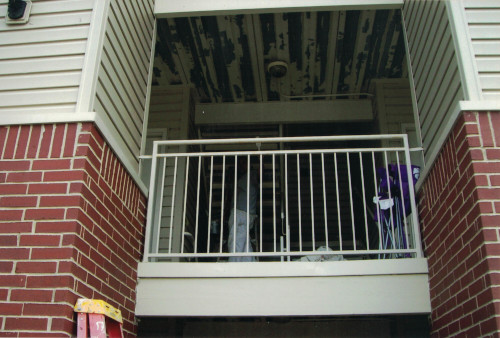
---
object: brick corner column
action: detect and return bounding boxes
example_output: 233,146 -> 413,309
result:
0,123 -> 147,337
418,111 -> 500,336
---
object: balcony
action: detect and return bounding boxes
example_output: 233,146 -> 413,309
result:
136,135 -> 430,317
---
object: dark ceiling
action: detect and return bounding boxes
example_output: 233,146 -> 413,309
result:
153,9 -> 407,104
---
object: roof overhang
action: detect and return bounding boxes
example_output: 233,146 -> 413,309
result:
155,0 -> 404,18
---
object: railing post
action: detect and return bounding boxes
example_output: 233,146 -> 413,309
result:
142,141 -> 159,262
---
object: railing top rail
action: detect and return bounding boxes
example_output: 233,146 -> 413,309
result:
150,134 -> 409,146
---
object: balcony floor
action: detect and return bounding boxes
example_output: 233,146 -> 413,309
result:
136,259 -> 430,317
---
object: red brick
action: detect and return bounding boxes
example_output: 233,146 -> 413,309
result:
0,196 -> 37,207
10,289 -> 53,302
0,210 -> 23,221
28,183 -> 68,194
0,261 -> 13,273
50,124 -> 66,158
0,222 -> 32,234
0,302 -> 23,315
4,317 -> 48,331
26,275 -> 74,288
32,159 -> 71,170
39,195 -> 82,208
43,170 -> 86,182
476,188 -> 500,200
478,113 -> 494,147
15,261 -> 57,274
38,125 -> 53,158
50,317 -> 75,333
26,124 -> 42,158
23,303 -> 73,317
58,261 -> 87,281
63,124 -> 77,157
0,160 -> 31,171
3,126 -> 19,159
0,126 -> 8,156
0,247 -> 29,259
0,288 -> 8,300
31,247 -> 75,260
0,235 -> 17,246
14,125 -> 30,159
35,221 -> 79,233
53,289 -> 79,304
0,275 -> 26,287
24,208 -> 65,220
19,234 -> 60,247
473,162 -> 500,174
7,171 -> 42,183
491,112 -> 500,146
0,183 -> 28,195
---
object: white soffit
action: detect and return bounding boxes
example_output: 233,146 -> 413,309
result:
155,0 -> 403,18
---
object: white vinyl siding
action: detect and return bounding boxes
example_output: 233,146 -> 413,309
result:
148,86 -> 193,255
464,0 -> 500,100
0,0 -> 93,114
403,0 -> 464,164
93,0 -> 155,169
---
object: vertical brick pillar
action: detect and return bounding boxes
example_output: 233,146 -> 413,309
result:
0,123 -> 146,337
419,111 -> 500,336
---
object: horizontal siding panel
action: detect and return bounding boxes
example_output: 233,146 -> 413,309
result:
479,75 -> 500,89
464,0 -> 500,8
476,58 -> 500,72
0,88 -> 79,107
0,71 -> 81,91
483,92 -> 500,100
0,26 -> 89,46
0,0 -> 93,15
0,55 -> 85,75
466,9 -> 500,23
0,12 -> 92,32
0,104 -> 75,114
0,40 -> 87,60
100,51 -> 144,124
471,41 -> 500,55
468,25 -> 500,39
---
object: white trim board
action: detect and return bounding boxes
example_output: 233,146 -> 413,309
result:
0,112 -> 148,196
155,0 -> 403,18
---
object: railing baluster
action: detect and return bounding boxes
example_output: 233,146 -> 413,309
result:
168,157 -> 178,254
321,153 -> 328,248
194,156 -> 202,254
347,153 -> 356,250
334,153 -> 342,251
297,154 -> 302,252
359,152 -> 369,250
219,156 -> 226,254
246,154 -> 250,253
233,156 -> 238,253
272,154 -> 277,253
207,156 -> 214,253
181,156 -> 190,254
285,154 -> 289,254
260,154 -> 263,253
154,156 -> 167,254
384,151 -> 396,251
396,151 -> 410,252
309,153 -> 315,251
372,152 -> 382,253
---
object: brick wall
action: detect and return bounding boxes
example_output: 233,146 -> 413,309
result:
0,123 -> 146,337
419,111 -> 500,336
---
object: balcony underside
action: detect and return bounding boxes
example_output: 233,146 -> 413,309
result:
136,259 -> 430,317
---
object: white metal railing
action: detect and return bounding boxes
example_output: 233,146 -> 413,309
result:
142,135 -> 423,262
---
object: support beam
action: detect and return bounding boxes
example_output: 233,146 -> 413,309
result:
195,100 -> 373,125
155,0 -> 403,18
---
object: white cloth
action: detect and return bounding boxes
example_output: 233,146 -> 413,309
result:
228,209 -> 257,262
